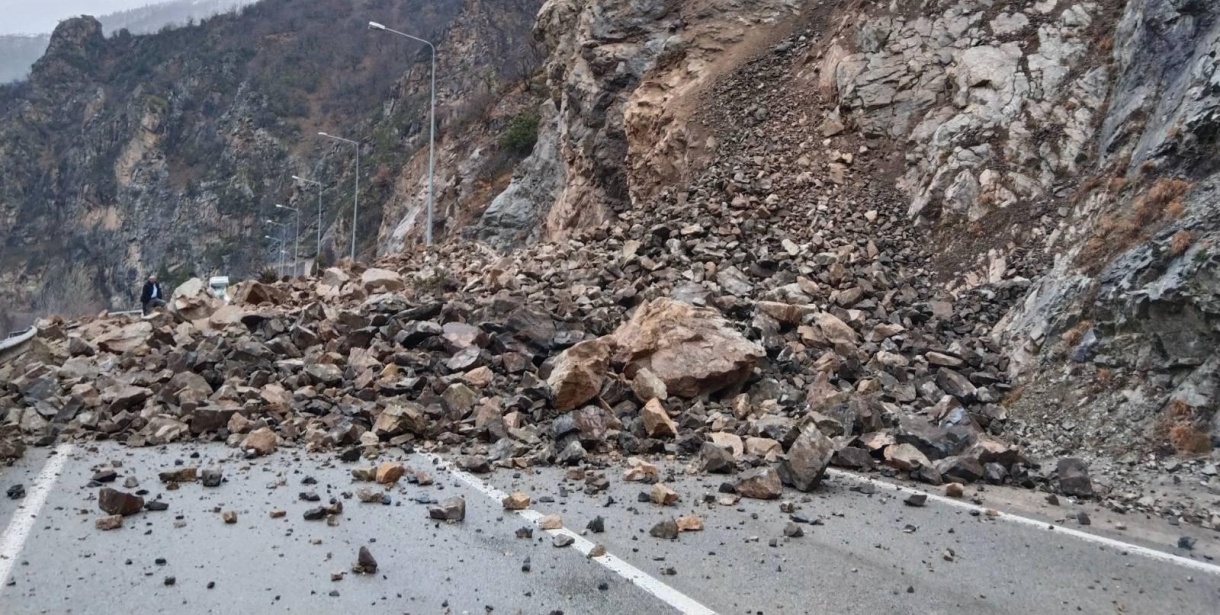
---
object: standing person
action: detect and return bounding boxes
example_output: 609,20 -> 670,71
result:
141,274 -> 166,315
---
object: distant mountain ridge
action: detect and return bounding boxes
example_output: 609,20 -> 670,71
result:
0,0 -> 257,83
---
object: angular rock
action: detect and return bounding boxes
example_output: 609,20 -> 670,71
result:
641,398 -> 678,438
546,339 -> 610,412
354,546 -> 378,574
650,483 -> 680,506
649,519 -> 679,540
96,515 -> 123,530
735,467 -> 783,500
611,298 -> 765,398
1057,458 -> 1094,498
778,426 -> 835,492
242,427 -> 277,456
376,462 -> 406,485
428,496 -> 466,522
700,442 -> 735,474
98,487 -> 144,516
503,492 -> 531,510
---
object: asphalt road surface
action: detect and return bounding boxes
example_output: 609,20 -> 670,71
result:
1,442 -> 1217,614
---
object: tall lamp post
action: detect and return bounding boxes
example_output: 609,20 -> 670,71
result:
292,175 -> 324,258
368,20 -> 436,247
275,203 -> 300,277
265,219 -> 288,277
318,132 -> 360,260
264,234 -> 284,277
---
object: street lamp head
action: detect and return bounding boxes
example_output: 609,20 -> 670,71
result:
369,21 -> 386,31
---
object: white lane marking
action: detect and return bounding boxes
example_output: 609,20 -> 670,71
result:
825,468 -> 1220,577
0,444 -> 74,591
422,453 -> 718,615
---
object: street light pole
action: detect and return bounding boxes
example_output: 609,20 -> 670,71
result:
265,219 -> 288,277
263,235 -> 281,277
275,204 -> 300,277
369,21 -> 436,247
292,175 -> 324,259
318,132 -> 360,260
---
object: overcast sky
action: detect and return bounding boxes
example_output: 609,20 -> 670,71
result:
0,0 -> 170,35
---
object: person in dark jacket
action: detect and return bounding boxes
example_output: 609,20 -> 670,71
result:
141,275 -> 166,315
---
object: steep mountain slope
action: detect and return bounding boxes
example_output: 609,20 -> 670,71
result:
0,0 -> 543,330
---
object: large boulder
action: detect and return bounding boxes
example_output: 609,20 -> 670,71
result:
95,321 -> 153,354
373,402 -> 428,438
777,425 -> 835,491
546,338 -> 610,412
610,298 -> 765,398
172,278 -> 221,321
361,268 -> 405,294
232,280 -> 286,306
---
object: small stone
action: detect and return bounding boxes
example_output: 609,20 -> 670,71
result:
242,427 -> 278,456
783,522 -> 804,538
735,467 -> 783,500
354,546 -> 378,574
503,492 -> 531,510
552,534 -> 575,548
904,493 -> 928,507
270,509 -> 286,518
164,576 -> 176,586
676,515 -> 703,532
944,483 -> 964,498
159,468 -> 197,483
92,468 -> 118,483
95,515 -> 123,531
303,507 -> 327,521
457,455 -> 490,473
98,488 -> 144,516
145,501 -> 169,512
375,462 -> 406,485
515,527 -> 534,539
649,519 -> 679,540
351,467 -> 377,481
6,484 -> 25,499
222,511 -> 237,524
650,483 -> 680,506
428,496 -> 466,522
539,515 -> 563,530
200,469 -> 222,488
1178,536 -> 1196,551
1045,494 -> 1060,506
586,516 -> 605,533
588,544 -> 606,558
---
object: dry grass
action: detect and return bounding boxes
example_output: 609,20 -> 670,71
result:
1161,399 -> 1214,455
1060,320 -> 1092,346
1170,230 -> 1195,256
1078,178 -> 1194,272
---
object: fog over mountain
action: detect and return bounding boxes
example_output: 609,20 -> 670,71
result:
0,0 -> 168,34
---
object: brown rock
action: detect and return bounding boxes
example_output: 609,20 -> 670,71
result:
242,427 -> 277,456
503,492 -> 531,510
270,509 -> 287,518
96,515 -> 123,530
428,496 -> 466,522
650,483 -> 680,506
630,368 -> 668,402
611,299 -> 765,398
944,483 -> 965,498
375,462 -> 406,485
373,402 -> 428,438
676,515 -> 704,532
735,467 -> 783,500
361,268 -> 405,294
885,443 -> 931,472
222,511 -> 237,524
539,515 -> 563,530
623,458 -> 658,482
158,467 -> 197,483
98,487 -> 144,516
546,339 -> 610,412
641,398 -> 678,438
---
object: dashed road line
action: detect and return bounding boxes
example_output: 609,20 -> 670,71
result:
825,468 -> 1220,577
423,453 -> 719,615
0,444 -> 74,591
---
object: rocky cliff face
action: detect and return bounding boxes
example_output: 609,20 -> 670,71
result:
0,0 -> 540,330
